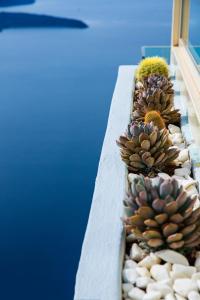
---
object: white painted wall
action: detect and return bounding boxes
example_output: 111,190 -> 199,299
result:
74,66 -> 136,300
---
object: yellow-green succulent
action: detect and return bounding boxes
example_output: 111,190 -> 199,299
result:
136,57 -> 169,80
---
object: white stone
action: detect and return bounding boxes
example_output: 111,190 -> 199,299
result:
136,276 -> 153,289
182,160 -> 192,169
158,173 -> 171,180
188,291 -> 200,300
136,266 -> 151,277
122,268 -> 138,284
177,143 -> 186,149
147,282 -> 172,297
171,132 -> 183,142
126,233 -> 137,243
197,280 -> 200,289
155,250 -> 189,266
195,252 -> 200,272
175,294 -> 186,300
161,279 -> 173,287
170,271 -> 188,280
143,291 -> 162,300
122,283 -> 133,295
130,243 -> 145,261
173,279 -> 198,297
128,287 -> 145,300
177,149 -> 189,163
150,264 -> 170,281
174,167 -> 191,177
186,185 -> 199,197
164,263 -> 172,272
138,253 -> 161,269
165,294 -> 176,300
124,260 -> 138,269
192,273 -> 200,281
181,179 -> 197,189
128,173 -> 139,183
168,124 -> 181,134
172,264 -> 196,278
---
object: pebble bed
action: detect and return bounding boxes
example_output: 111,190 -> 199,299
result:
122,124 -> 200,300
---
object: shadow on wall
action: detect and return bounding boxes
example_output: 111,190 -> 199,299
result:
0,12 -> 88,30
0,0 -> 35,6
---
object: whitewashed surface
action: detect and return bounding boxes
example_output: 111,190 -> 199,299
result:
74,66 -> 136,300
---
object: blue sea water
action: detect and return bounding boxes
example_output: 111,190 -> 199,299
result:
0,1 -> 172,299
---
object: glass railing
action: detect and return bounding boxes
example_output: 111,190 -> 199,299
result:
141,46 -> 171,64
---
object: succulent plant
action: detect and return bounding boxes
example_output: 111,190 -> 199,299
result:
133,75 -> 180,124
116,121 -> 179,177
136,57 -> 169,80
124,175 -> 200,251
144,110 -> 165,130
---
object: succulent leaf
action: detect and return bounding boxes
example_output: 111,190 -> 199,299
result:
117,121 -> 179,177
124,175 -> 200,251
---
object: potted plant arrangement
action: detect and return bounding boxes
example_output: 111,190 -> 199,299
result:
117,57 -> 200,300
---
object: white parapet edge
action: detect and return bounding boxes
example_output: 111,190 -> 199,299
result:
74,66 -> 136,300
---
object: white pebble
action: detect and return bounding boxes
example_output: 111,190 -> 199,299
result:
150,264 -> 170,281
173,278 -> 198,297
147,282 -> 172,297
136,276 -> 153,289
155,250 -> 189,266
188,291 -> 200,300
122,283 -> 133,295
123,268 -> 138,284
164,263 -> 172,272
128,287 -> 145,300
192,273 -> 200,281
197,280 -> 200,289
158,173 -> 171,180
172,264 -> 196,278
136,266 -> 151,277
168,124 -> 181,134
130,243 -> 145,261
177,149 -> 189,163
186,185 -> 199,197
182,160 -> 192,169
128,173 -> 139,183
138,253 -> 161,269
165,294 -> 176,300
195,252 -> 200,271
175,294 -> 186,300
124,260 -> 138,269
143,291 -> 162,300
126,234 -> 137,243
174,167 -> 191,177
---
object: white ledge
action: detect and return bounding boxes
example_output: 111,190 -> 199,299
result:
74,66 -> 136,300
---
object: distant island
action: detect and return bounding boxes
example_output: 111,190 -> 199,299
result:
0,12 -> 88,30
0,0 -> 35,6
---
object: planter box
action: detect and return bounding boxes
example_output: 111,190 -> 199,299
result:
74,65 -> 200,300
74,66 -> 136,300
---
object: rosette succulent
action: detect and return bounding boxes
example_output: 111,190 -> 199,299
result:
117,121 -> 179,177
133,75 -> 180,124
124,175 -> 200,251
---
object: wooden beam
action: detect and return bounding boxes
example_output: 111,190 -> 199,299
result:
181,0 -> 190,42
171,0 -> 182,46
172,41 -> 200,125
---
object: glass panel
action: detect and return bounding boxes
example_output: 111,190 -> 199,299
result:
141,46 -> 171,64
186,0 -> 200,67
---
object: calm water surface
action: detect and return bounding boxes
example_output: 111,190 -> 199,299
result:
0,1 -> 172,299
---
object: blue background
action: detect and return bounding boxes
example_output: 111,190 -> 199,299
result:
0,1 -> 172,299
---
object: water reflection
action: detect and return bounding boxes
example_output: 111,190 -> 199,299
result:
0,12 -> 88,30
